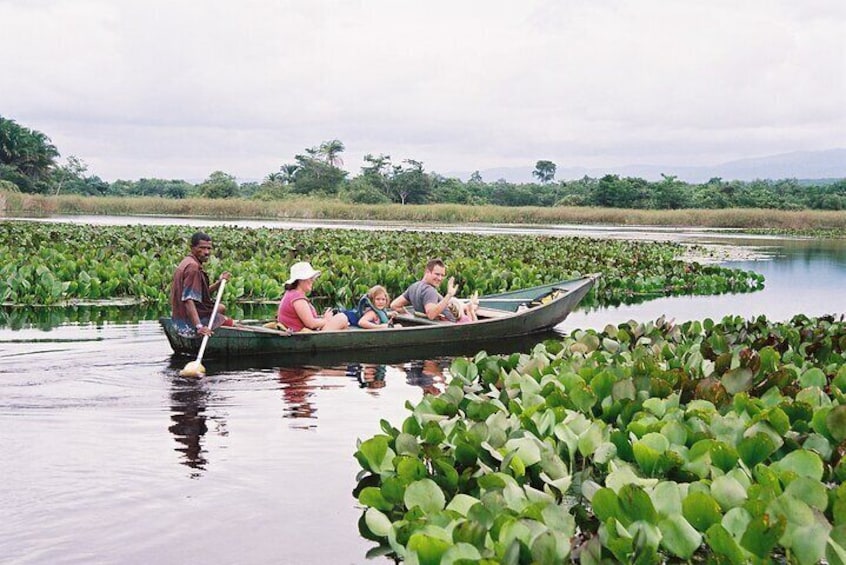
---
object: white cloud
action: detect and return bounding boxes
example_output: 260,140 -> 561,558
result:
1,0 -> 843,180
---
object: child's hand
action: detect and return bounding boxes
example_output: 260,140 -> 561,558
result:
447,276 -> 458,298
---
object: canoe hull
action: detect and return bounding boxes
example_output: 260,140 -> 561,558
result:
161,274 -> 598,359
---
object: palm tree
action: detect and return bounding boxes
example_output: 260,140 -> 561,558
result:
279,164 -> 300,184
319,139 -> 345,168
0,116 -> 60,189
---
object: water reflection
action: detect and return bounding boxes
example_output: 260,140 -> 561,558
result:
347,363 -> 387,391
404,359 -> 448,396
276,362 -> 449,425
0,304 -> 166,330
277,367 -> 335,423
168,377 -> 210,477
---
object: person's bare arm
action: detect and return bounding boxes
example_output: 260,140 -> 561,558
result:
185,300 -> 213,336
209,271 -> 231,293
293,299 -> 324,329
390,295 -> 410,312
358,310 -> 385,329
424,277 -> 458,320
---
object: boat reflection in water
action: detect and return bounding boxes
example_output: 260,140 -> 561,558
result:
164,330 -> 561,471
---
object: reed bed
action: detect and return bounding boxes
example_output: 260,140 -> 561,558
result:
2,191 -> 845,232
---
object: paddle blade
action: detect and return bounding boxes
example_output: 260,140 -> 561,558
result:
179,360 -> 206,377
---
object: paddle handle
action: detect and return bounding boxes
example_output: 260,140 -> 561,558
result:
194,278 -> 227,365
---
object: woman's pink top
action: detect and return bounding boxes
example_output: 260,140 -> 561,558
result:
277,289 -> 317,332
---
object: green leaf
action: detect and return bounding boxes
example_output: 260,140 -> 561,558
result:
738,433 -> 777,467
711,475 -> 748,511
445,494 -> 479,517
359,486 -> 393,511
658,516 -> 702,559
381,476 -> 406,505
504,436 -> 542,467
530,531 -> 559,564
440,542 -> 482,565
740,512 -> 786,558
705,523 -> 746,565
773,449 -> 824,481
827,405 -> 846,443
800,367 -> 827,388
722,367 -> 754,394
591,488 -> 622,524
651,481 -> 682,518
355,435 -> 392,474
618,483 -> 658,524
395,432 -> 420,456
784,477 -> 829,511
682,491 -> 723,532
364,507 -> 393,537
404,479 -> 446,514
759,346 -> 780,374
407,532 -> 451,565
396,456 -> 428,482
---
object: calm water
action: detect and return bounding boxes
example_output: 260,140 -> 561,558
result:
1,220 -> 844,564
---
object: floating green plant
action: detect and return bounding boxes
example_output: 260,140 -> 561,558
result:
1,222 -> 763,308
354,314 -> 846,563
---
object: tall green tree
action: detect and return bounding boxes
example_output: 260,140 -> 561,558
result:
319,139 -> 345,167
533,160 -> 556,184
198,171 -> 239,199
278,164 -> 300,184
0,116 -> 60,192
291,142 -> 347,195
52,155 -> 87,196
652,174 -> 690,209
390,159 -> 431,204
361,153 -> 392,199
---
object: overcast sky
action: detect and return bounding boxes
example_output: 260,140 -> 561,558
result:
1,0 -> 844,182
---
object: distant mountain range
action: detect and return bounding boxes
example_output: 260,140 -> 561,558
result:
448,148 -> 846,184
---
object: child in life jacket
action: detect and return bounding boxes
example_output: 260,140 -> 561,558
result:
345,285 -> 399,329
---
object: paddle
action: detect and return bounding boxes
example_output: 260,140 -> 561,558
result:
179,278 -> 226,377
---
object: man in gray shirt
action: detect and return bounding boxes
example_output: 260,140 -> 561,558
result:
391,258 -> 459,321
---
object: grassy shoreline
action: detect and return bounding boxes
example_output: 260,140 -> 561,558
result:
2,191 -> 845,233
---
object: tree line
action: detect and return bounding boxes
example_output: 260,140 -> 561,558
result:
3,115 -> 845,210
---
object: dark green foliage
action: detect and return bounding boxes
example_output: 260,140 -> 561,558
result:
0,222 -> 764,306
0,116 -> 59,193
354,314 -> 846,563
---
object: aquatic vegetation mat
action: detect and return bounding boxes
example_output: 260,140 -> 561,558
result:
354,314 -> 846,563
0,222 -> 762,307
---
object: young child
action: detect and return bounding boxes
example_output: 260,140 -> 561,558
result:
356,285 -> 398,329
447,291 -> 480,323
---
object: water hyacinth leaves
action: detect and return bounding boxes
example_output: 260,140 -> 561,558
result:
404,479 -> 446,514
1,222 -> 765,307
354,313 -> 846,562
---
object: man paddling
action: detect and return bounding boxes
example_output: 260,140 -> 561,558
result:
390,258 -> 459,321
171,231 -> 233,337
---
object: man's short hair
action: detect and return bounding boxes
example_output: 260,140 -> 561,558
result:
191,231 -> 212,247
425,258 -> 445,272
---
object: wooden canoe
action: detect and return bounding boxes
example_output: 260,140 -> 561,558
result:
160,274 -> 599,359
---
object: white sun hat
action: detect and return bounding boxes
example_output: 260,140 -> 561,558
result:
285,261 -> 321,285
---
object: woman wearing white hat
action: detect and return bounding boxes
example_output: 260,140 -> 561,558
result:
276,261 -> 349,332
